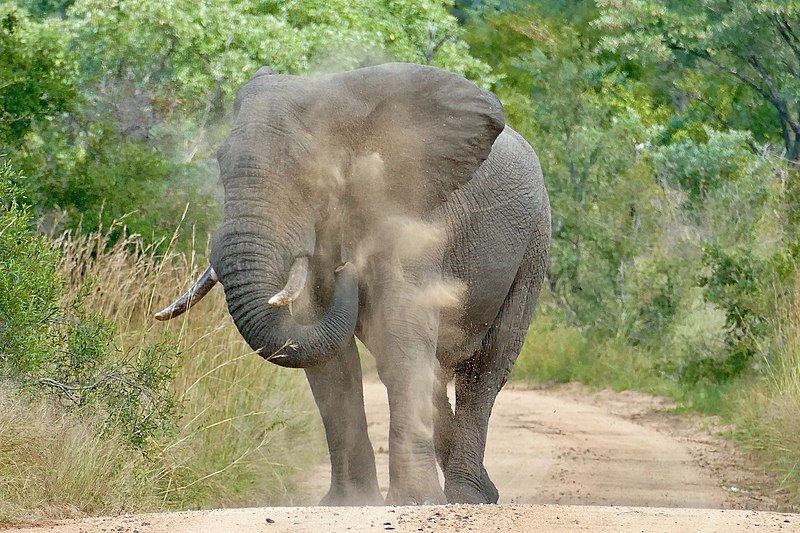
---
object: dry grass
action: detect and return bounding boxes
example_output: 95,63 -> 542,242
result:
734,276 -> 800,507
1,224 -> 325,523
0,385 -> 157,524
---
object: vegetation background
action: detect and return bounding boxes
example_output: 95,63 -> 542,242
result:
1,0 -> 799,521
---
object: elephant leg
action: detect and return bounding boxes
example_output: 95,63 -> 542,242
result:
304,338 -> 383,506
433,368 -> 498,503
433,366 -> 455,470
368,278 -> 447,505
445,240 -> 547,504
377,356 -> 446,505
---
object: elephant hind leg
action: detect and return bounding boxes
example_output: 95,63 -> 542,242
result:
433,366 -> 454,470
444,236 -> 547,504
434,366 -> 499,503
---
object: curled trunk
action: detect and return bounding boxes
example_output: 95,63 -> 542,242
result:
221,259 -> 359,369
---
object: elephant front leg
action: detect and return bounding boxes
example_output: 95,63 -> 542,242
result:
371,293 -> 447,505
304,339 -> 383,506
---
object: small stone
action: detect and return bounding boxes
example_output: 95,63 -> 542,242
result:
266,517 -> 275,524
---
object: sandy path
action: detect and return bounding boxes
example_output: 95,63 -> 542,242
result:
6,380 -> 796,532
300,380 -> 726,508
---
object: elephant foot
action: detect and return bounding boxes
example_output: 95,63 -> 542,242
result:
445,468 -> 499,504
386,483 -> 447,506
480,467 -> 499,503
320,484 -> 385,506
445,483 -> 490,504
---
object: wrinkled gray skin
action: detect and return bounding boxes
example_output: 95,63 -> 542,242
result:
208,63 -> 550,505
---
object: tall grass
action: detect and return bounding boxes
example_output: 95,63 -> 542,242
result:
512,315 -> 668,394
734,276 -> 800,504
0,385 -> 158,523
0,225 -> 324,523
514,308 -> 755,415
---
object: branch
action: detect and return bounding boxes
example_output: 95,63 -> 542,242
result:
417,26 -> 452,65
747,53 -> 784,104
547,271 -> 574,316
37,370 -> 146,406
683,47 -> 771,101
773,14 -> 800,66
683,46 -> 800,140
746,53 -> 799,133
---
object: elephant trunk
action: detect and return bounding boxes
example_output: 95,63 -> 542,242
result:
212,223 -> 358,369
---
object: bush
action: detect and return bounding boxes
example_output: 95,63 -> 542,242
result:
1,160 -> 180,450
653,128 -> 760,203
691,245 -> 794,385
57,225 -> 325,508
0,160 -> 62,376
731,275 -> 800,506
1,160 -> 325,515
513,314 -> 663,392
0,384 -> 157,525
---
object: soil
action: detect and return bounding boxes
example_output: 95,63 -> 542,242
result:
5,380 -> 797,532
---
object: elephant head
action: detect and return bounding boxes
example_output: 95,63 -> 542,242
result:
155,63 -> 505,368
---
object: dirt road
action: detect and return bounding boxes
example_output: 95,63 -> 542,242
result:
7,380 -> 796,532
302,381 -> 733,508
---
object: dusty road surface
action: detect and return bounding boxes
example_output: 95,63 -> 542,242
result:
300,380 -> 754,508
6,505 -> 796,532
5,380 -> 797,532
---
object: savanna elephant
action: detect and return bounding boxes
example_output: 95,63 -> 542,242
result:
155,62 -> 550,505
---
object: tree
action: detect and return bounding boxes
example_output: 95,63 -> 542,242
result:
0,4 -> 76,145
5,0 -> 490,250
598,0 -> 800,163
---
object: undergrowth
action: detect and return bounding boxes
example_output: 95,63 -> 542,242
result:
730,278 -> 800,506
0,163 -> 323,523
513,284 -> 800,507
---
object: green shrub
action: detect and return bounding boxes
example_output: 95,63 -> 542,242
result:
513,314 -> 663,392
0,160 -> 180,450
691,245 -> 784,384
0,160 -> 62,375
653,128 -> 760,203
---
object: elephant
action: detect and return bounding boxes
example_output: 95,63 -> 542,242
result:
155,62 -> 550,506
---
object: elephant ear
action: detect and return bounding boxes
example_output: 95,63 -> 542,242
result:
350,63 -> 505,213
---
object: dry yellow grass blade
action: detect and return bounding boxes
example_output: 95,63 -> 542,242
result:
1,224 -> 324,523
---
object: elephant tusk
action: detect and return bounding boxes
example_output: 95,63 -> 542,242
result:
268,256 -> 309,307
154,265 -> 218,321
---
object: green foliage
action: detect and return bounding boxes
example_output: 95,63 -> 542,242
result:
463,2 -> 668,336
0,161 -> 179,450
0,161 -> 62,374
0,4 -> 76,144
44,300 -> 180,450
690,245 -> 793,385
598,0 -> 800,161
4,0 -> 492,252
275,0 -> 492,80
653,128 -> 761,202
